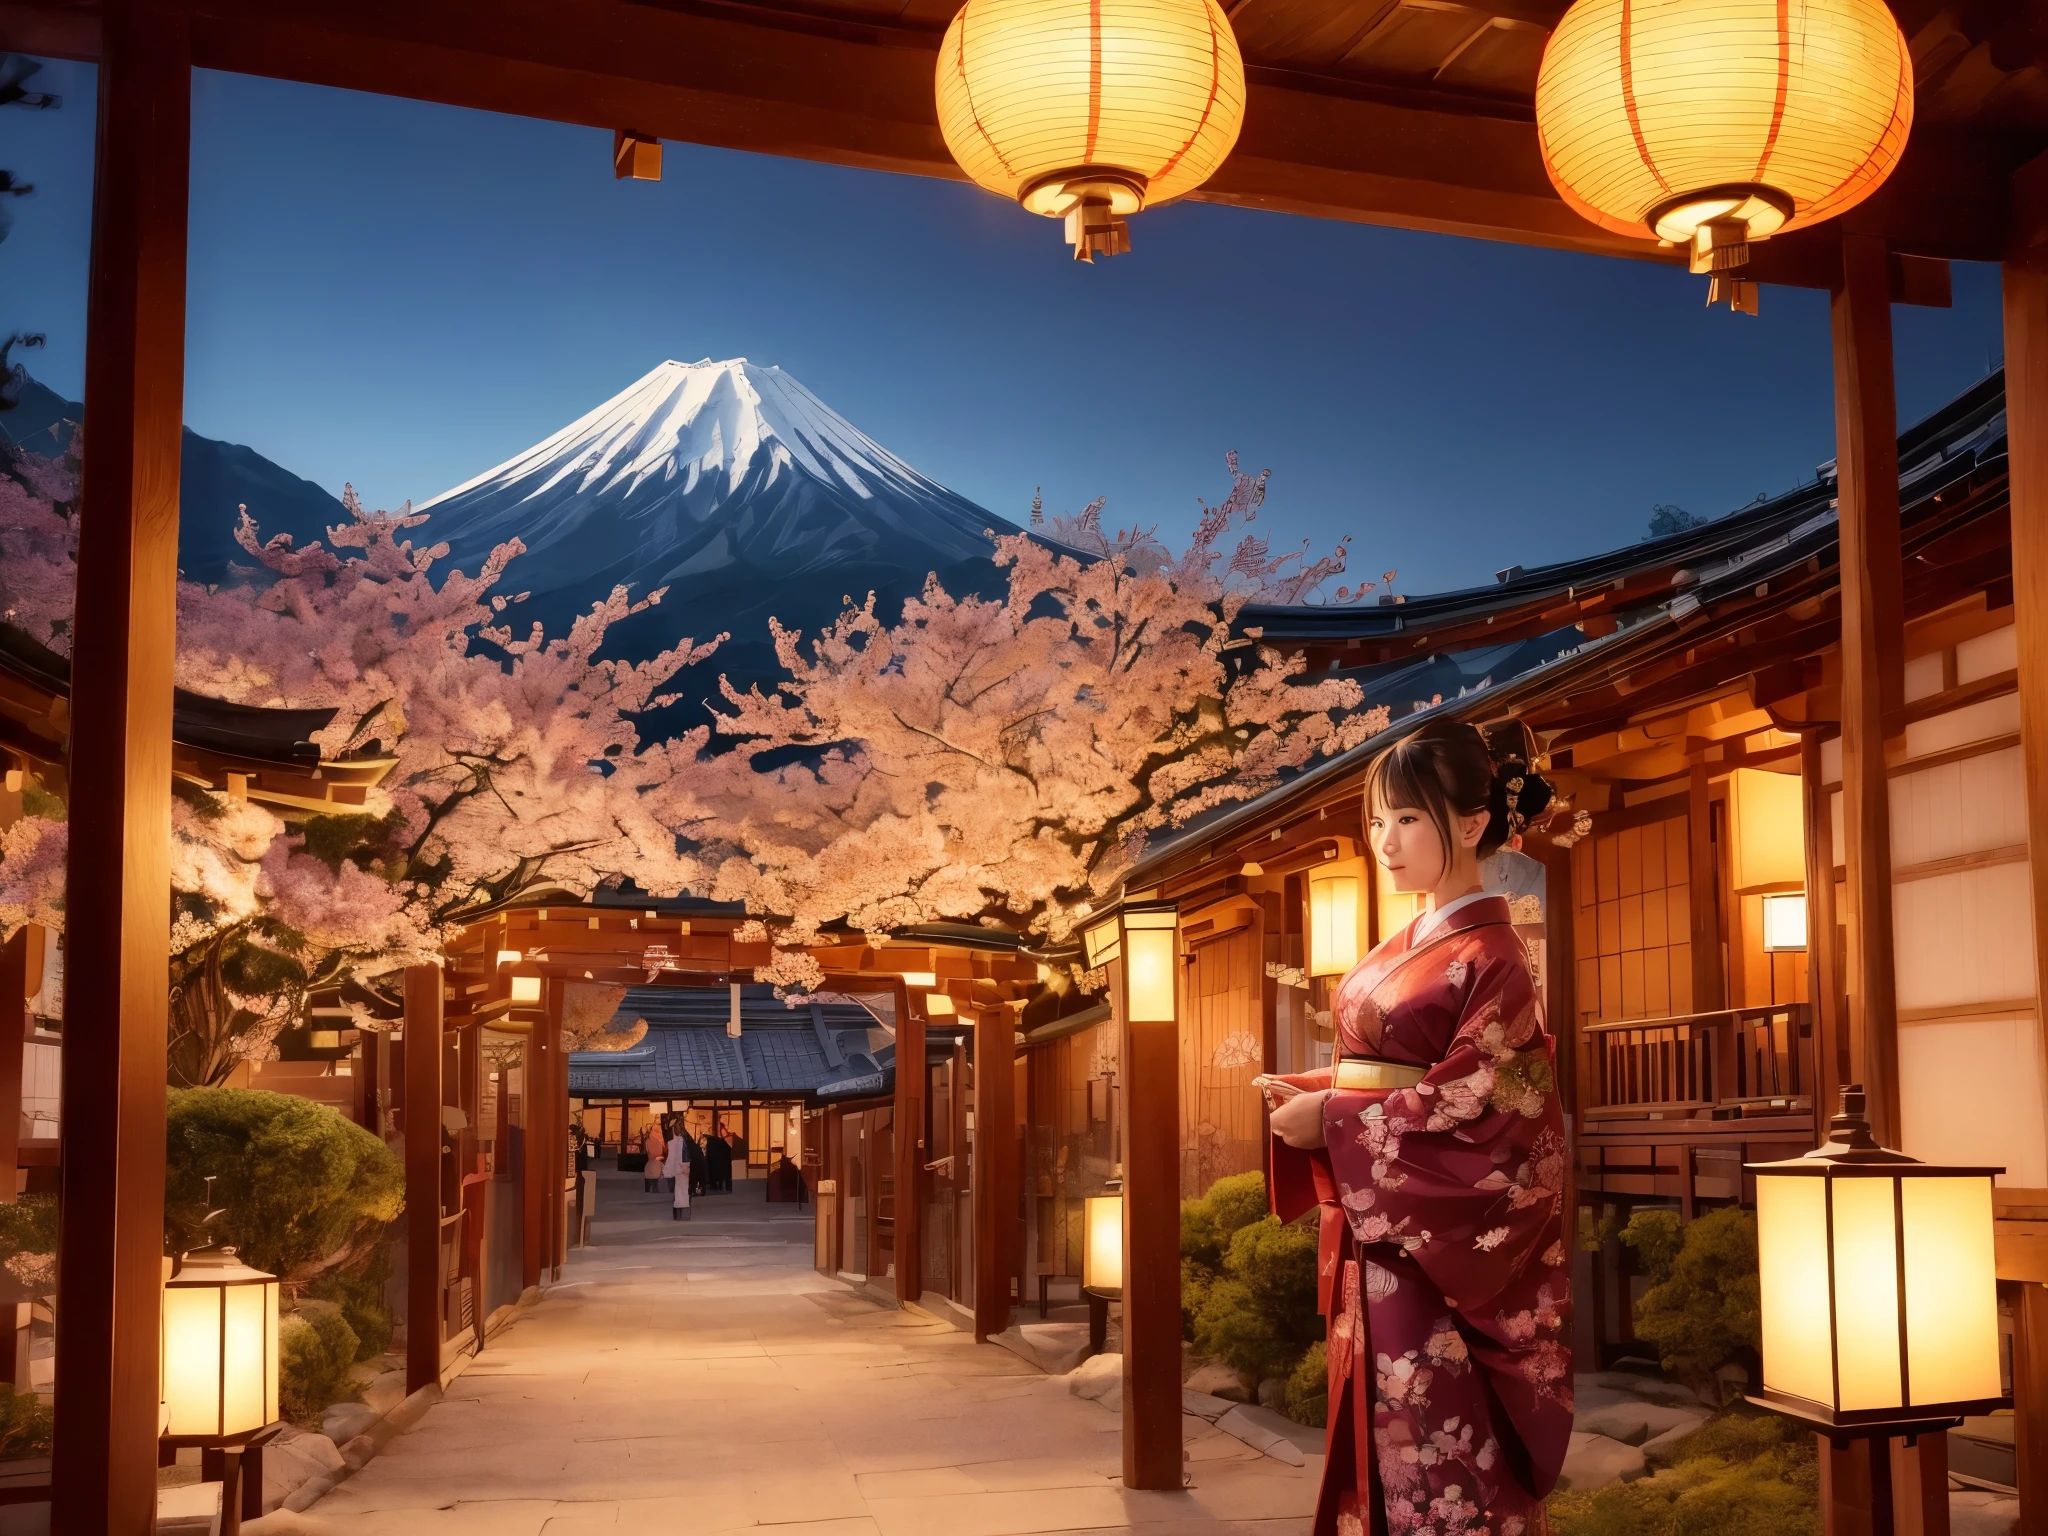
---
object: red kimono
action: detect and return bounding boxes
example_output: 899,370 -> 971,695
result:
1270,895 -> 1572,1536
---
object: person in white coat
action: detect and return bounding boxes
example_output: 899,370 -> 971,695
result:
662,1128 -> 692,1221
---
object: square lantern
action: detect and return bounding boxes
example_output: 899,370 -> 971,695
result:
1761,892 -> 1808,953
925,992 -> 958,1018
1083,1189 -> 1123,1296
1750,1087 -> 2006,1431
162,1247 -> 280,1441
1120,904 -> 1179,1025
1308,872 -> 1360,978
509,974 -> 541,1004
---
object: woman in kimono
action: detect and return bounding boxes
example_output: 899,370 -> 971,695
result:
1261,719 -> 1571,1536
663,1126 -> 693,1221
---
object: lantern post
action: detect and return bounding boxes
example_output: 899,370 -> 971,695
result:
1748,1086 -> 2006,1536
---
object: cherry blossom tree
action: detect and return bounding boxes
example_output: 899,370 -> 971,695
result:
684,455 -> 1391,990
0,437 -> 721,1083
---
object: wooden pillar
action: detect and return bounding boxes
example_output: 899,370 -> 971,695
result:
2013,1280 -> 2048,1536
524,986 -> 558,1292
972,1003 -> 1015,1339
1686,759 -> 1724,1016
540,988 -> 564,1281
893,979 -> 924,1305
1832,231 -> 1906,1147
404,964 -> 444,1395
1117,955 -> 1182,1489
0,930 -> 33,1202
2003,256 -> 2048,1536
51,5 -> 192,1528
1802,732 -> 1847,1136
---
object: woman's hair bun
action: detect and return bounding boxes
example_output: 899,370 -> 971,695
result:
1477,717 -> 1555,851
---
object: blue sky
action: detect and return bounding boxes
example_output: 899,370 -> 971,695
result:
1,58 -> 2007,598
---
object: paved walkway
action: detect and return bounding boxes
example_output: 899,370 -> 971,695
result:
280,1171 -> 1319,1535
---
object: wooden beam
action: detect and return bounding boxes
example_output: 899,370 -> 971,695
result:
404,963 -> 444,1395
50,3 -> 190,1528
543,986 -> 565,1281
2002,260 -> 2048,1235
525,990 -> 557,1291
1800,731 -> 1846,1142
972,1003 -> 1015,1339
0,0 -> 2016,268
1832,232 -> 1906,1148
2015,1280 -> 2048,1536
0,930 -> 31,1205
1686,760 -> 1723,1015
893,978 -> 923,1306
1117,955 -> 1182,1489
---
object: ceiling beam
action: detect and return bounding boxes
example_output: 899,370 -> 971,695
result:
3,0 -> 2017,270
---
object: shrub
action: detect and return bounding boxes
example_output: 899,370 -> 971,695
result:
278,1299 -> 360,1423
1548,1407 -> 1817,1536
1285,1340 -> 1328,1429
1181,1171 -> 1270,1275
1619,1207 -> 1682,1286
165,1088 -> 404,1292
1632,1206 -> 1760,1392
308,1244 -> 395,1361
1191,1214 -> 1321,1384
0,1386 -> 51,1461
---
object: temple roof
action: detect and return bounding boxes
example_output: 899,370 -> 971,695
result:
565,984 -> 895,1100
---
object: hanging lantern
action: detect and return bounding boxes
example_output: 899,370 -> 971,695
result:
1534,0 -> 1913,312
1119,904 -> 1179,1024
1307,872 -> 1360,978
935,0 -> 1246,261
1749,1086 -> 2005,1431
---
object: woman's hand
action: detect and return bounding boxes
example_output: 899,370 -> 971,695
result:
1269,1088 -> 1331,1149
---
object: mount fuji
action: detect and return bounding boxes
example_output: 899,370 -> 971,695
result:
416,359 -> 1022,699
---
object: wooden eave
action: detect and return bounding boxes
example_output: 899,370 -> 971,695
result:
3,0 -> 2043,271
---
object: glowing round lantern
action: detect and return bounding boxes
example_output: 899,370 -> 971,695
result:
935,0 -> 1246,261
1534,0 -> 1912,306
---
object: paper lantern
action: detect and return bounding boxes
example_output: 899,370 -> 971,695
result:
1083,1192 -> 1124,1294
1761,892 -> 1808,952
1082,915 -> 1123,968
509,974 -> 541,1004
1120,904 -> 1178,1024
162,1248 -> 280,1440
935,0 -> 1246,260
1749,1087 -> 2005,1429
925,992 -> 958,1018
1535,0 -> 1912,308
1308,872 -> 1360,978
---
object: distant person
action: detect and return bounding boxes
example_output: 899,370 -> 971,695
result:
688,1129 -> 708,1198
640,1119 -> 666,1194
705,1126 -> 732,1192
726,1125 -> 748,1180
662,1127 -> 692,1220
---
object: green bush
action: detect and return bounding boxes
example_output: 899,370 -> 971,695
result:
1633,1207 -> 1760,1392
1181,1171 -> 1270,1274
308,1244 -> 395,1362
1284,1341 -> 1328,1429
278,1299 -> 360,1423
1548,1408 -> 1817,1536
1192,1215 -> 1321,1381
0,1386 -> 51,1461
1619,1207 -> 1682,1286
165,1088 -> 403,1291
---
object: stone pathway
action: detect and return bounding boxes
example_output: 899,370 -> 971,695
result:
261,1171 -> 1318,1535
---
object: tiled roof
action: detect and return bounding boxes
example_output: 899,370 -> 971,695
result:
565,984 -> 890,1098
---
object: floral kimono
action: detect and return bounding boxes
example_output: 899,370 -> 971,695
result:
1269,895 -> 1572,1536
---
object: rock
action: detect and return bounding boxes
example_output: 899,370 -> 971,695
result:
156,1481 -> 221,1536
1951,1490 -> 2020,1536
1707,1361 -> 1749,1407
1068,1351 -> 1123,1402
1559,1430 -> 1648,1491
338,1433 -> 377,1472
1182,1390 -> 1235,1421
1580,1370 -> 1702,1408
260,1427 -> 345,1513
1639,1421 -> 1700,1464
358,1370 -> 407,1416
1184,1361 -> 1252,1401
319,1402 -> 381,1445
282,1474 -> 335,1514
1573,1399 -> 1709,1447
1256,1377 -> 1287,1411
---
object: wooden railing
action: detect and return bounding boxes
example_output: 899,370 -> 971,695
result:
1578,1003 -> 1813,1121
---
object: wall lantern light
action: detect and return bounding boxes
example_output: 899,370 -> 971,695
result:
495,949 -> 520,968
1308,872 -> 1360,978
925,992 -> 958,1018
509,974 -> 542,1004
934,0 -> 1246,261
1749,1086 -> 2004,1437
1535,0 -> 1912,312
1120,904 -> 1179,1024
1761,892 -> 1809,953
1083,1188 -> 1124,1295
163,1245 -> 282,1534
1082,915 -> 1122,969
